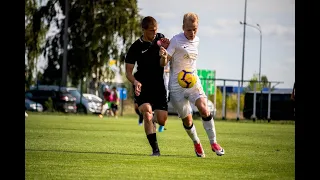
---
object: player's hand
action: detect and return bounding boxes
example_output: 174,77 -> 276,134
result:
134,80 -> 142,96
159,46 -> 167,58
160,38 -> 170,49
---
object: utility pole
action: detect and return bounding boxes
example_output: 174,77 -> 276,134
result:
240,0 -> 247,87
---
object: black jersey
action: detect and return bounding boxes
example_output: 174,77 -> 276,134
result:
125,33 -> 165,88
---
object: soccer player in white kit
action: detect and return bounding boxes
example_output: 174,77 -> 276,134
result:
159,12 -> 224,157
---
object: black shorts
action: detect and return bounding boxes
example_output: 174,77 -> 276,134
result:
111,103 -> 118,110
133,85 -> 168,111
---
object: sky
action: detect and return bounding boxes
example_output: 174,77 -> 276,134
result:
137,0 -> 295,88
37,0 -> 295,88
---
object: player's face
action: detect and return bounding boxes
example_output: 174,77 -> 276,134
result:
143,24 -> 158,42
183,21 -> 198,40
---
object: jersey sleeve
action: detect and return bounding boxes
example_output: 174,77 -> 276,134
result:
166,36 -> 177,57
125,43 -> 139,64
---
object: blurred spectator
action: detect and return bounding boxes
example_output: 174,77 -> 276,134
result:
99,85 -> 112,118
110,86 -> 120,118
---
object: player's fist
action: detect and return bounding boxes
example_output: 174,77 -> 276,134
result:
157,38 -> 170,49
134,80 -> 142,96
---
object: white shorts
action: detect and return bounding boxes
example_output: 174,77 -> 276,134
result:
170,83 -> 207,119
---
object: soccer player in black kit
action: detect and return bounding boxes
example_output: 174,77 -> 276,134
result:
125,16 -> 169,156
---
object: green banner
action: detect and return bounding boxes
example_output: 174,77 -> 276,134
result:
197,69 -> 215,95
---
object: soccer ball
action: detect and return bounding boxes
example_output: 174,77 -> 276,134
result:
177,69 -> 197,88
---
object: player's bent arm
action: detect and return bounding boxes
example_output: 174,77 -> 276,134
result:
160,55 -> 167,67
125,63 -> 137,85
160,54 -> 172,67
161,36 -> 175,67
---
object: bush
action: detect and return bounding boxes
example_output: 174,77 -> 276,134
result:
44,97 -> 55,112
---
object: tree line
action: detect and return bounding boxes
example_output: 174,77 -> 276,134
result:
25,0 -> 271,100
25,0 -> 142,89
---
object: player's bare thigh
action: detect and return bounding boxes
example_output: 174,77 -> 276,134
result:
188,84 -> 210,117
195,97 -> 210,117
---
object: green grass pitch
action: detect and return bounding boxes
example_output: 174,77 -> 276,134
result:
25,114 -> 295,180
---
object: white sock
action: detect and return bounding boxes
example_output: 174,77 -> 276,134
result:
184,124 -> 200,144
202,119 -> 217,144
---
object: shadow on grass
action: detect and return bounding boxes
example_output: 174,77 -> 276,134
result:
25,148 -> 198,159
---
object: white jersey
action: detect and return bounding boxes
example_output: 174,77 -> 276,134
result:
166,32 -> 200,92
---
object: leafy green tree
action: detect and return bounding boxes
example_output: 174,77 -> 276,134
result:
32,0 -> 142,86
261,75 -> 269,88
226,94 -> 237,111
25,0 -> 48,89
214,88 -> 222,110
245,74 -> 269,92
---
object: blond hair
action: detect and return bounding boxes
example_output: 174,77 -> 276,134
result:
183,12 -> 199,25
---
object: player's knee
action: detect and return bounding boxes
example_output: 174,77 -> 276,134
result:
143,111 -> 153,121
182,114 -> 193,127
139,104 -> 152,120
198,106 -> 211,117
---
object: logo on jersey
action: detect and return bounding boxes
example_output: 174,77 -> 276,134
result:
183,53 -> 197,60
142,49 -> 148,53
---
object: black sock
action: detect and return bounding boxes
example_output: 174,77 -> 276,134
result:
138,114 -> 143,124
147,133 -> 160,153
135,108 -> 143,123
135,108 -> 140,116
